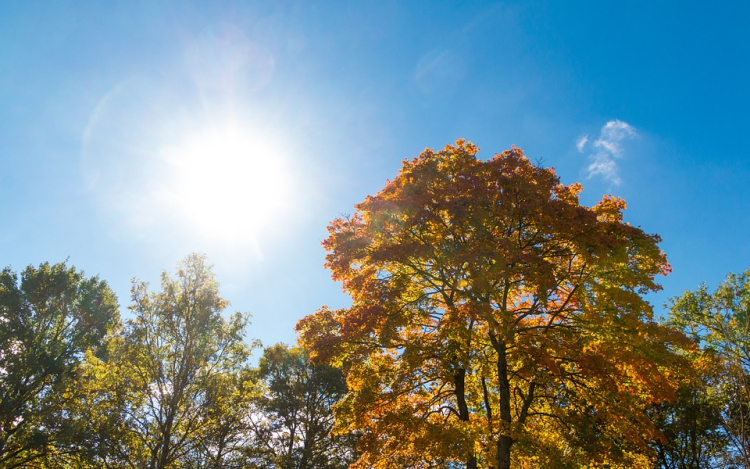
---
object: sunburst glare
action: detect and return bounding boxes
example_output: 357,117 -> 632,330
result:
159,122 -> 291,244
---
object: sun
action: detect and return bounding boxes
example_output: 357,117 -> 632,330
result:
159,122 -> 291,244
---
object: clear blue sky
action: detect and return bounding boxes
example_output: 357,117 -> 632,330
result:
2,1 -> 749,347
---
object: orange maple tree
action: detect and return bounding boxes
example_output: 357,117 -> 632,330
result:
297,141 -> 692,468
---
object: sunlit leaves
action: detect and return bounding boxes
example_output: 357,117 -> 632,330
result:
668,271 -> 750,468
299,140 -> 690,468
85,254 -> 255,469
0,262 -> 118,468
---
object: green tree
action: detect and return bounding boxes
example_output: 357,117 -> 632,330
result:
669,270 -> 750,468
650,378 -> 728,469
191,368 -> 260,469
298,142 -> 691,469
85,254 -> 254,469
250,343 -> 357,469
0,262 -> 119,467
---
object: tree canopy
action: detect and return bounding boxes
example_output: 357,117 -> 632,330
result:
0,262 -> 119,467
298,141 -> 692,468
87,254 -> 254,469
250,343 -> 357,468
668,270 -> 750,468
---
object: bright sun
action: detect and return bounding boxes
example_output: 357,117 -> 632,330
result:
159,122 -> 291,244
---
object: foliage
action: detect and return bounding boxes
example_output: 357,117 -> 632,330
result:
297,141 -> 692,469
0,262 -> 119,468
249,343 -> 357,468
669,270 -> 750,468
80,254 -> 255,469
650,377 -> 728,469
191,368 -> 260,469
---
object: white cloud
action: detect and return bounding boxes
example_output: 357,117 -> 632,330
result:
576,134 -> 589,152
587,154 -> 621,185
583,119 -> 636,185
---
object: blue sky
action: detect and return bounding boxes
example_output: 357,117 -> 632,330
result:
1,1 -> 749,347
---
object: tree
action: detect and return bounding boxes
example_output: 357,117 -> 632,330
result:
0,261 -> 119,467
249,343 -> 357,469
669,270 -> 750,468
190,367 -> 260,469
650,377 -> 728,469
297,141 -> 691,468
85,254 -> 254,469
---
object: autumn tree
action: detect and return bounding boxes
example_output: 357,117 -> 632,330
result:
297,141 -> 691,468
249,343 -> 357,469
0,262 -> 119,467
669,270 -> 750,468
83,254 -> 254,469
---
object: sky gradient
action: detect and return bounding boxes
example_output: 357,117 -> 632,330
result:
2,1 -> 749,347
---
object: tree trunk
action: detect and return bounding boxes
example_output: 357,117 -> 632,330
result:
491,335 -> 514,469
496,436 -> 513,469
454,367 -> 478,469
156,426 -> 173,469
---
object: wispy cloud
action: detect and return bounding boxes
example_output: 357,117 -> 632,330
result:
576,134 -> 588,152
577,119 -> 636,185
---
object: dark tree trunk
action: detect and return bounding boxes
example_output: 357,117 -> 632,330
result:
454,367 -> 478,469
496,435 -> 513,469
489,334 -> 514,469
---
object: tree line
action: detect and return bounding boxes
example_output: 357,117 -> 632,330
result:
1,141 -> 748,468
0,255 -> 357,468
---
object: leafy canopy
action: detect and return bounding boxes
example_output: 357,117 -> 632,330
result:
250,344 -> 356,469
78,254 -> 254,469
669,270 -> 750,468
298,141 -> 691,469
0,262 -> 118,468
